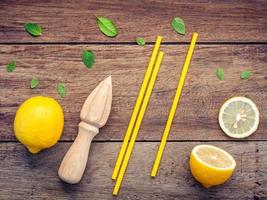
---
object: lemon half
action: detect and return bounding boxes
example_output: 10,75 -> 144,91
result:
190,144 -> 236,188
219,96 -> 259,138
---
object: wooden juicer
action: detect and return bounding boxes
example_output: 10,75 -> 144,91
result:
58,76 -> 112,184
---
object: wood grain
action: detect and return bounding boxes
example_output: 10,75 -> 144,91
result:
0,142 -> 266,199
0,45 -> 266,141
0,1 -> 266,199
0,0 -> 266,43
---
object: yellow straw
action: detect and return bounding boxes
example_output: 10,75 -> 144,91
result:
113,51 -> 164,195
112,36 -> 162,180
151,33 -> 198,177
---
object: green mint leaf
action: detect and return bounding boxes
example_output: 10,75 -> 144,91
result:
24,22 -> 42,37
57,83 -> 67,98
30,77 -> 39,89
240,70 -> 251,80
215,68 -> 224,80
6,61 -> 16,72
97,16 -> 118,37
136,37 -> 146,46
171,17 -> 185,35
82,50 -> 95,69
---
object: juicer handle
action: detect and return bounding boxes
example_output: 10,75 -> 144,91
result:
58,122 -> 98,184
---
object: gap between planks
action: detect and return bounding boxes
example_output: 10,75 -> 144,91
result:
0,42 -> 267,46
1,140 -> 267,143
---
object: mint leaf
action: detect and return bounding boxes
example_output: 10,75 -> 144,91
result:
171,17 -> 185,35
24,23 -> 42,37
82,50 -> 95,69
215,68 -> 224,80
136,37 -> 146,46
30,77 -> 39,89
240,70 -> 251,80
6,61 -> 16,72
97,16 -> 118,37
57,83 -> 67,98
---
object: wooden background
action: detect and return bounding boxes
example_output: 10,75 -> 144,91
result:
0,0 -> 266,199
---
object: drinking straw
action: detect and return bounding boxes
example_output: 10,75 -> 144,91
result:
113,51 -> 164,195
112,36 -> 162,180
151,33 -> 198,177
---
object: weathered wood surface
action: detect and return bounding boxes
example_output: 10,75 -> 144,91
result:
0,45 -> 266,141
1,0 -> 267,199
0,142 -> 266,199
0,0 -> 267,43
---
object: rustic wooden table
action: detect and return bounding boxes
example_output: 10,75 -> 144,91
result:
0,0 -> 266,199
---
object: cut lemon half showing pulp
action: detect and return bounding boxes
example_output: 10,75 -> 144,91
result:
190,145 -> 236,188
219,96 -> 259,138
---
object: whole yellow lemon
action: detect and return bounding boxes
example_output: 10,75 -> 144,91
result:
14,96 -> 64,153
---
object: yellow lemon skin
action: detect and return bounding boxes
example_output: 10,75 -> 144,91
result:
14,96 -> 64,154
189,150 -> 235,188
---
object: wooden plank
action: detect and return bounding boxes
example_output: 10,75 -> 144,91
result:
0,45 -> 266,141
0,142 -> 266,199
0,0 -> 266,43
